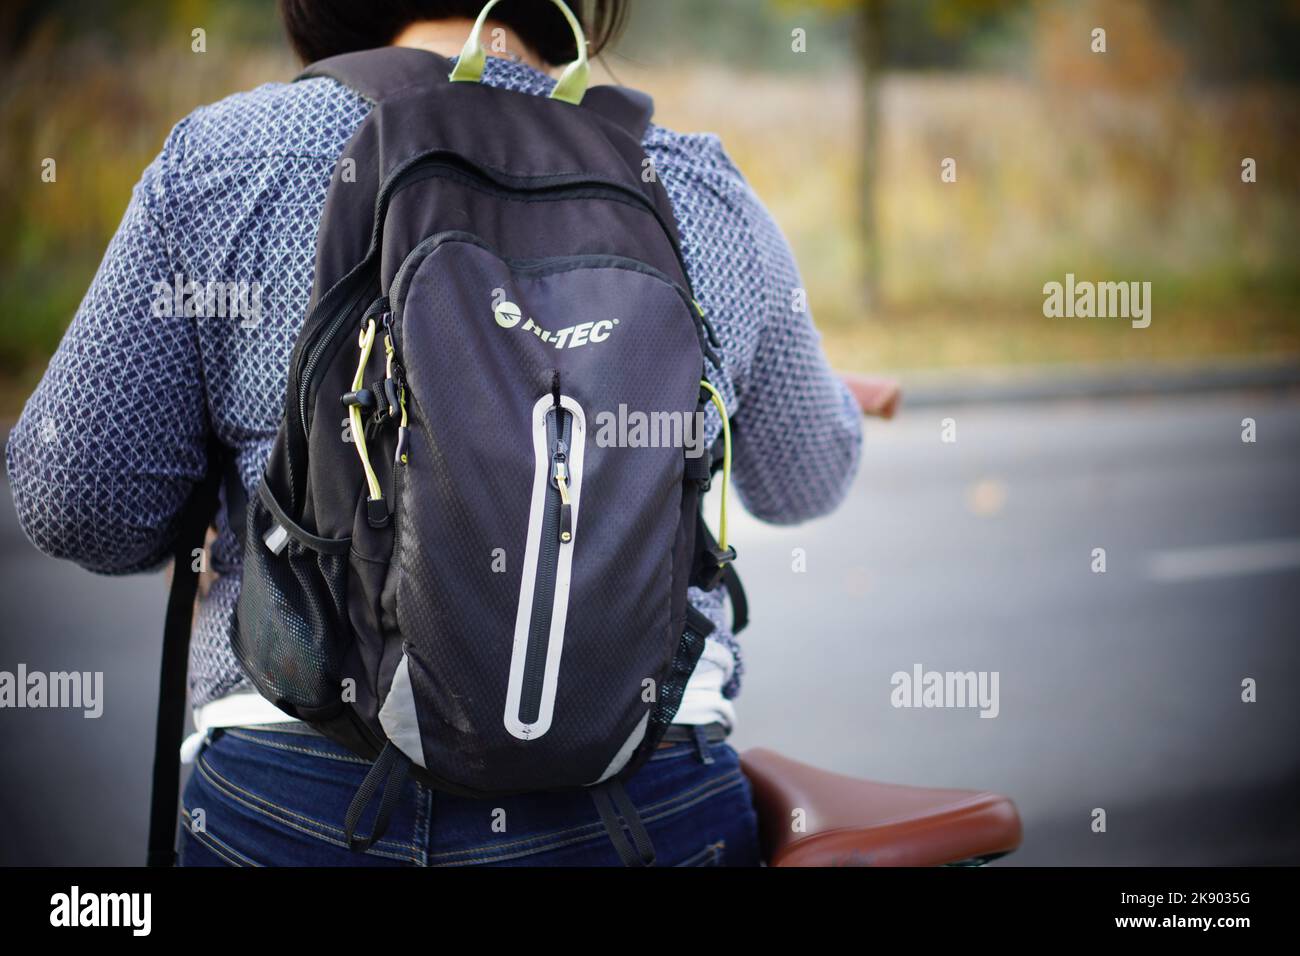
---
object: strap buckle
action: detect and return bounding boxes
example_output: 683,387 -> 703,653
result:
684,445 -> 712,490
697,543 -> 737,592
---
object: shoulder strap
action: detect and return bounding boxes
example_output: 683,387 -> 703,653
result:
146,442 -> 226,867
582,85 -> 655,142
298,47 -> 655,143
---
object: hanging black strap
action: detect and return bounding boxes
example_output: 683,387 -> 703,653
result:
222,456 -> 248,553
691,510 -> 748,635
146,445 -> 225,867
591,781 -> 656,867
720,563 -> 749,634
591,787 -> 637,866
345,742 -> 413,852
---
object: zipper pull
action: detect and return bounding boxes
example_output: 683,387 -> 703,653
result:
553,439 -> 572,544
392,360 -> 410,465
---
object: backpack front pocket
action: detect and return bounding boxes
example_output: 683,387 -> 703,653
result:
504,391 -> 587,740
381,232 -> 705,793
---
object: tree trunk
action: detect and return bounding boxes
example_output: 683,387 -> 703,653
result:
856,0 -> 886,311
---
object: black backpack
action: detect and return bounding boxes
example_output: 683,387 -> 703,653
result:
151,21 -> 746,868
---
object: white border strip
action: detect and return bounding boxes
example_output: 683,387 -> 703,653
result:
378,653 -> 429,768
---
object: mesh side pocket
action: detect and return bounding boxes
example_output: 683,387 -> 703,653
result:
645,617 -> 709,746
232,488 -> 352,717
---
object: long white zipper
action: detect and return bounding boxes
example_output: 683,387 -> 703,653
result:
503,393 -> 586,740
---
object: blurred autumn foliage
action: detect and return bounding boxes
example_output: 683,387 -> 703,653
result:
2,0 -> 1298,412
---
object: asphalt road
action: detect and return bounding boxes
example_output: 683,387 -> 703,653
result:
2,389 -> 1298,865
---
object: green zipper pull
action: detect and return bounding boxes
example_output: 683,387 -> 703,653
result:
553,438 -> 573,544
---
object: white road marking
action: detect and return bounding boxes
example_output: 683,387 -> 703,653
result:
1145,538 -> 1300,582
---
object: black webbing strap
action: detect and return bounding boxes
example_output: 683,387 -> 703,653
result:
344,741 -> 413,852
591,787 -> 638,866
223,456 -> 247,553
686,431 -> 748,633
147,445 -> 225,867
708,433 -> 726,477
608,782 -> 656,865
591,781 -> 656,867
684,446 -> 711,485
692,511 -> 748,635
720,563 -> 749,634
660,721 -> 728,744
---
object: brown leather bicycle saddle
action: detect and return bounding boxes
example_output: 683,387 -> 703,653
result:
741,748 -> 1022,867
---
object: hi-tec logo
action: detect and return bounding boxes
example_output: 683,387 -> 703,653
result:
492,294 -> 619,350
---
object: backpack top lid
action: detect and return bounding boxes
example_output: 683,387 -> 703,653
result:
299,46 -> 657,144
294,46 -> 679,304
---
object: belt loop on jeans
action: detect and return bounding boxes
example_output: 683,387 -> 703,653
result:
690,725 -> 715,765
660,722 -> 728,744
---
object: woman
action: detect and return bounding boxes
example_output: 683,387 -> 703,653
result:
5,0 -> 862,866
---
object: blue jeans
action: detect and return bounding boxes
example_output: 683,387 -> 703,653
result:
179,725 -> 761,866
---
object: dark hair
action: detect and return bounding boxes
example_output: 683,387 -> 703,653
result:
279,0 -> 628,66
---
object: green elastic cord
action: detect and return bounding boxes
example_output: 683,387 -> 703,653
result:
698,379 -> 732,553
448,0 -> 590,105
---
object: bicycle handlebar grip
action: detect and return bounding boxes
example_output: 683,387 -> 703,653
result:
841,374 -> 901,420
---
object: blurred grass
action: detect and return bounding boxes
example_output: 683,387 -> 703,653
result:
632,64 -> 1300,372
2,1 -> 1298,417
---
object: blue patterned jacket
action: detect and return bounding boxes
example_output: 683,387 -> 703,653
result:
5,58 -> 862,709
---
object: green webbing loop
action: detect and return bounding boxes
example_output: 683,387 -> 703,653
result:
448,0 -> 590,105
699,379 -> 732,554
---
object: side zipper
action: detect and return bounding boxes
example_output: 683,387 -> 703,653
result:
386,312 -> 409,561
504,385 -> 586,741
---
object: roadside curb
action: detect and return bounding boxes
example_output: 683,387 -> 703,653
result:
893,358 -> 1300,408
5,359 -> 1299,434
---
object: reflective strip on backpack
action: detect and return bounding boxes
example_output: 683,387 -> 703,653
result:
503,393 -> 587,741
